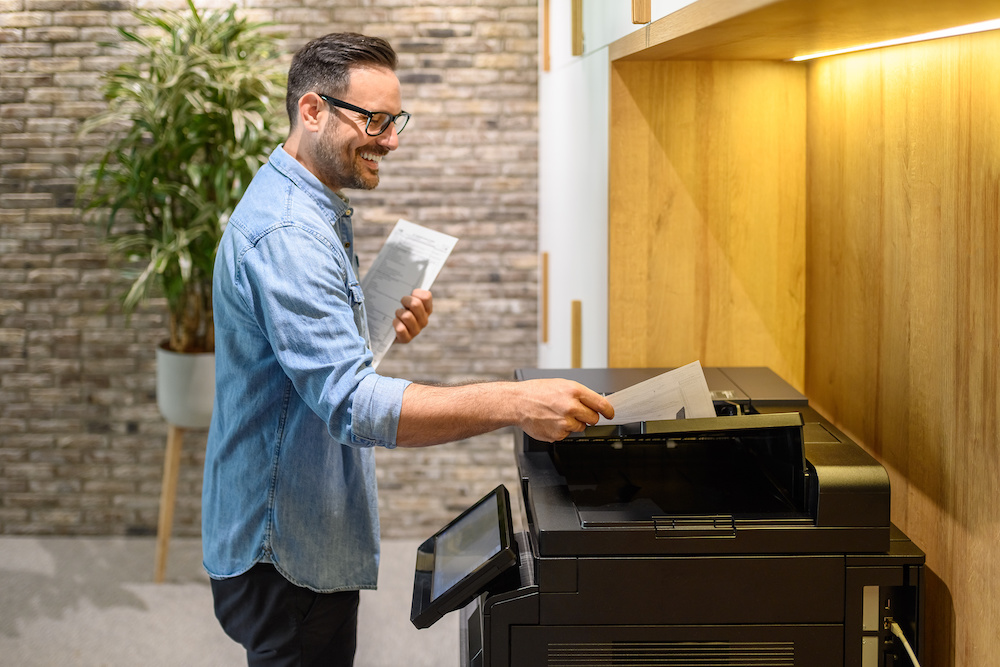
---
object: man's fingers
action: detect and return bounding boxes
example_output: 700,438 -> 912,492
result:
409,288 -> 433,315
395,307 -> 420,331
393,318 -> 412,342
398,299 -> 429,328
394,289 -> 434,343
394,309 -> 422,342
571,406 -> 599,427
578,389 -> 614,421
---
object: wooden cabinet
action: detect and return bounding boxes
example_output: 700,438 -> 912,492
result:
607,1 -> 1000,665
610,58 -> 807,384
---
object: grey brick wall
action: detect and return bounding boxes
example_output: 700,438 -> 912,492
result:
0,0 -> 539,539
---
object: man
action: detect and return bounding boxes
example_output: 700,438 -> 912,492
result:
203,32 -> 613,666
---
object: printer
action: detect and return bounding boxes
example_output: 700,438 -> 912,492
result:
411,367 -> 924,667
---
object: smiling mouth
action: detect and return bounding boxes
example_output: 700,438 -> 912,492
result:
360,151 -> 384,167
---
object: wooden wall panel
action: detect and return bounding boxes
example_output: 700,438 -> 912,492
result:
609,61 -> 807,388
806,31 -> 1000,666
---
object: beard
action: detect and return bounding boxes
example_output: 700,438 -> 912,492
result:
313,125 -> 380,191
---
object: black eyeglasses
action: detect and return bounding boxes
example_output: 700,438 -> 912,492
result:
317,94 -> 410,136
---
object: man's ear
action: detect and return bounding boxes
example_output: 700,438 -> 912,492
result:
297,92 -> 325,133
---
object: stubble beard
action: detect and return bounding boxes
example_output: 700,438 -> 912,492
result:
314,127 -> 379,192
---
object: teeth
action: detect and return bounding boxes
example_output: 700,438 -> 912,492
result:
361,152 -> 383,164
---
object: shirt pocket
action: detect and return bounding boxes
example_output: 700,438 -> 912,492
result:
348,280 -> 370,344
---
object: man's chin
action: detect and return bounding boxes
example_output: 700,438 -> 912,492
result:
355,170 -> 380,190
329,172 -> 379,191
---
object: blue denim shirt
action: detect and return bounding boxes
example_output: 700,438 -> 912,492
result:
202,144 -> 411,593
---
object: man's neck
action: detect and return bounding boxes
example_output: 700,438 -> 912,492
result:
283,129 -> 344,194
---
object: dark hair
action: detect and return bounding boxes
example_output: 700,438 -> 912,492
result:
286,32 -> 398,126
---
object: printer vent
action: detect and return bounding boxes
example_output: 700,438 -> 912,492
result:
547,640 -> 794,666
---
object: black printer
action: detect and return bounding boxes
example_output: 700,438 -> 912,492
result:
411,367 -> 924,667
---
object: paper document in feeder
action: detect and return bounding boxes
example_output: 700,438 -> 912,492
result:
597,360 -> 715,425
361,219 -> 458,369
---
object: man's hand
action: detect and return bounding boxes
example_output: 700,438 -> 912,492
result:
394,288 -> 433,343
515,379 -> 614,442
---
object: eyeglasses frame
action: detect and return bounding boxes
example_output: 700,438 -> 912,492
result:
317,93 -> 410,137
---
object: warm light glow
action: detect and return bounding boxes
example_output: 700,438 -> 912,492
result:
790,19 -> 1000,61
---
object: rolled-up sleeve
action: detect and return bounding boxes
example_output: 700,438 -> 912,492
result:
351,373 -> 411,448
238,223 -> 410,449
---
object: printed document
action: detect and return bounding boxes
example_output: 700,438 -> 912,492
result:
596,360 -> 716,425
361,219 -> 458,370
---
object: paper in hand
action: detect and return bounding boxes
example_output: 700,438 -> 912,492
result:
361,219 -> 457,369
596,360 -> 716,425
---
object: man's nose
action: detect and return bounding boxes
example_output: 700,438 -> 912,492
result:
377,123 -> 400,150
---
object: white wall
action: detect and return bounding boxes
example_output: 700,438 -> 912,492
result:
537,0 -> 695,368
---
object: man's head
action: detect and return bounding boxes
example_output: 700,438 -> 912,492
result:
285,33 -> 407,192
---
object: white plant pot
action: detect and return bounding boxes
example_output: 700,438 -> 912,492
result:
155,342 -> 215,428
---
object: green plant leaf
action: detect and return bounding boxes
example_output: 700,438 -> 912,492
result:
76,2 -> 287,352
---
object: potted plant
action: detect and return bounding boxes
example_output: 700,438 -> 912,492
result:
77,0 -> 285,428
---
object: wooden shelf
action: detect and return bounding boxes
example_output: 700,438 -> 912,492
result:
611,0 -> 1000,61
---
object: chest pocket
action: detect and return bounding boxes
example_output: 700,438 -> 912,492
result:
348,281 -> 370,345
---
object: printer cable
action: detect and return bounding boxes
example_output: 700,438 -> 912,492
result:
889,621 -> 921,667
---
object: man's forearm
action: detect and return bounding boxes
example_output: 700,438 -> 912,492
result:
394,378 -> 614,447
395,382 -> 519,447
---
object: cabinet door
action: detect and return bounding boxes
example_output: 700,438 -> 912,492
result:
538,49 -> 610,368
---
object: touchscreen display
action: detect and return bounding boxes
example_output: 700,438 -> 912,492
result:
430,497 -> 501,600
411,485 -> 517,629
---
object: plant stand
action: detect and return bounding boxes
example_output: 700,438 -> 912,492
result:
154,424 -> 185,583
152,345 -> 214,582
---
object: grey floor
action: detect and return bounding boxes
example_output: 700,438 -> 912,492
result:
0,535 -> 458,666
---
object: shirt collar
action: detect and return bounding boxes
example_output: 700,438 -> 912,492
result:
268,143 -> 351,221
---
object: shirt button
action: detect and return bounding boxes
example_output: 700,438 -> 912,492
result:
345,208 -> 353,216
344,242 -> 351,248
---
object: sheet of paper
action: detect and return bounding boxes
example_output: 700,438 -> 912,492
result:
596,360 -> 716,425
361,219 -> 458,369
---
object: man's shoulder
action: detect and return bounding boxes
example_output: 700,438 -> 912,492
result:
229,165 -> 332,242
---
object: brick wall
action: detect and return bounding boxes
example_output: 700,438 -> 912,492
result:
0,0 -> 539,538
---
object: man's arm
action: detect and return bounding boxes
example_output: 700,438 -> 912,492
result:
395,379 -> 614,447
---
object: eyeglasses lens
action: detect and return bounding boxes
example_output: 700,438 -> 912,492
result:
367,113 -> 390,136
367,112 -> 409,136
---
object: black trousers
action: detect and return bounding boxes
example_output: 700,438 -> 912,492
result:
211,563 -> 360,667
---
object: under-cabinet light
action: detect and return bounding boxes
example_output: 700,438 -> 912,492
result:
790,18 -> 1000,61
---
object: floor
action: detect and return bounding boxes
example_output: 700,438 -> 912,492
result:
0,535 -> 458,666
